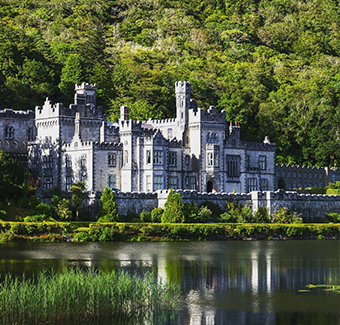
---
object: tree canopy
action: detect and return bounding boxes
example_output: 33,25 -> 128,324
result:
0,0 -> 339,166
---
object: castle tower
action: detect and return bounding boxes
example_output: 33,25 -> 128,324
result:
75,83 -> 97,107
175,81 -> 191,141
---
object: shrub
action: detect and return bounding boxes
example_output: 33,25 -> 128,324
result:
272,207 -> 303,224
309,187 -> 326,194
23,215 -> 56,222
161,189 -> 185,223
71,181 -> 86,220
97,187 -> 119,222
56,199 -> 72,221
219,212 -> 237,223
226,201 -> 254,223
199,201 -> 223,220
140,211 -> 151,223
151,207 -> 163,223
254,206 -> 271,223
326,213 -> 340,223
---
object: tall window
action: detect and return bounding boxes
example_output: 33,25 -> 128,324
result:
66,176 -> 72,191
226,155 -> 240,177
5,126 -> 14,139
207,152 -> 213,166
247,178 -> 257,192
43,176 -> 53,189
190,176 -> 196,190
169,177 -> 178,189
153,176 -> 163,190
108,174 -> 116,188
153,150 -> 163,165
258,156 -> 266,170
146,150 -> 151,164
207,152 -> 218,167
27,128 -> 34,141
65,155 -> 72,168
124,150 -> 128,165
146,175 -> 152,192
108,153 -> 116,167
185,176 -> 196,189
260,179 -> 268,191
168,152 -> 177,167
168,128 -> 173,138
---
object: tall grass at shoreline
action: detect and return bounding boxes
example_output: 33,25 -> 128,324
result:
0,268 -> 180,324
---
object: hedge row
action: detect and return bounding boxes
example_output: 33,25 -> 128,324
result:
0,222 -> 90,242
75,223 -> 340,242
0,222 -> 339,242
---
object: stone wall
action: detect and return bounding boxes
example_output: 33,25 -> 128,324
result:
252,190 -> 340,219
43,189 -> 340,220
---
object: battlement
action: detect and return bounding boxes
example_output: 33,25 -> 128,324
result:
93,141 -> 122,150
276,164 -> 325,170
175,81 -> 191,94
62,140 -> 94,149
144,118 -> 177,125
119,119 -> 143,129
240,140 -> 276,151
75,83 -> 97,92
200,107 -> 226,123
0,109 -> 35,119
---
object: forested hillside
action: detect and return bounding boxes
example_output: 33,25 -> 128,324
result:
0,0 -> 339,166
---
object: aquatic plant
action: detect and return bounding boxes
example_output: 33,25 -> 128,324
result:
0,268 -> 180,324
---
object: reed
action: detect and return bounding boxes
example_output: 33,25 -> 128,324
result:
0,268 -> 180,324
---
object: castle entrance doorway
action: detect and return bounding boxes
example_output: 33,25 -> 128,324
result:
207,181 -> 213,193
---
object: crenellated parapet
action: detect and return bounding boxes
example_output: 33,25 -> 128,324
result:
200,106 -> 226,123
240,140 -> 276,151
0,109 -> 35,119
93,141 -> 123,150
119,119 -> 143,130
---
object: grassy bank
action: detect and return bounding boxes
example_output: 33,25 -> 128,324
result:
0,221 -> 339,242
0,268 -> 179,325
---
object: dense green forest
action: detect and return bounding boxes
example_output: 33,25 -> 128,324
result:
0,0 -> 339,166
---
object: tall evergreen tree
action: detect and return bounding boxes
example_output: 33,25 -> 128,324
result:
97,187 -> 119,222
161,189 -> 185,223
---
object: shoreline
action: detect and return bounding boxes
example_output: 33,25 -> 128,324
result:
0,222 -> 339,242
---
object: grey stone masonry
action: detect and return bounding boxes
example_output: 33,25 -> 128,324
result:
2,81 -> 276,195
84,189 -> 340,220
275,164 -> 340,190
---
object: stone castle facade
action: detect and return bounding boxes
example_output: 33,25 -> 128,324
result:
0,81 -> 276,193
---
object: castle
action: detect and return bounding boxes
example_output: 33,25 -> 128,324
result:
0,81 -> 276,194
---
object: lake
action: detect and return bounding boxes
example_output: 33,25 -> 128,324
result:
0,240 -> 339,325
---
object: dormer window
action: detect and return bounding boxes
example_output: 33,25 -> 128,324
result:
5,126 -> 14,139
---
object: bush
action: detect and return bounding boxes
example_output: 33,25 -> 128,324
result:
326,213 -> 340,223
272,207 -> 303,224
140,211 -> 151,223
161,190 -> 185,223
23,215 -> 56,222
226,201 -> 253,223
199,201 -> 223,220
309,187 -> 326,194
151,207 -> 163,223
219,212 -> 237,223
254,206 -> 271,223
97,187 -> 119,222
31,202 -> 54,218
56,199 -> 72,221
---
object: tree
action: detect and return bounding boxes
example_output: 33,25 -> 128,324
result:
71,181 -> 86,221
161,189 -> 185,223
56,198 -> 72,221
0,151 -> 24,203
97,186 -> 119,222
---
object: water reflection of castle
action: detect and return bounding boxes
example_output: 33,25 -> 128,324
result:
112,242 -> 338,325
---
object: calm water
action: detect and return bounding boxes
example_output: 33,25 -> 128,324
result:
0,240 -> 339,325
